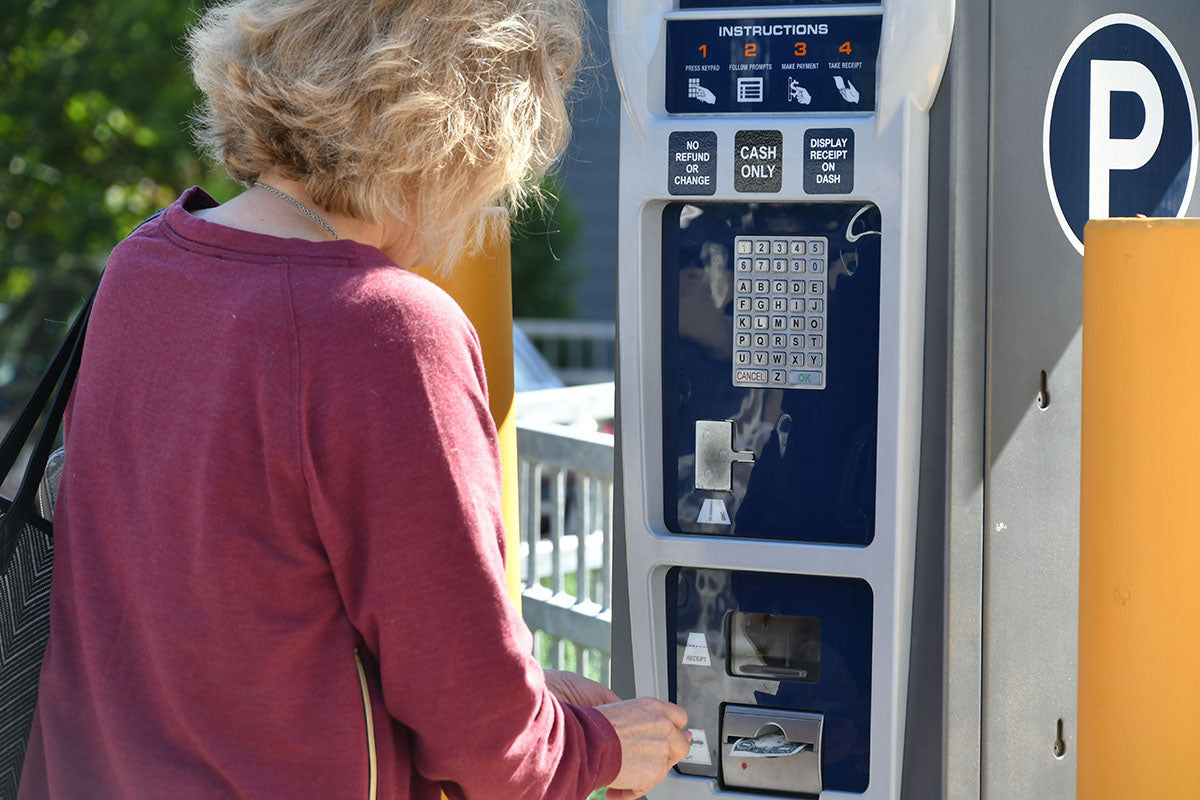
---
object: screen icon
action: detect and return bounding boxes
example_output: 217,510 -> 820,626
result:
737,77 -> 765,103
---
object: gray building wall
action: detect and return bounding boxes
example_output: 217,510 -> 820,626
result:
558,0 -> 620,320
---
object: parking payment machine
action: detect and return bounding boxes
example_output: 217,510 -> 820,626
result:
611,1 -> 952,797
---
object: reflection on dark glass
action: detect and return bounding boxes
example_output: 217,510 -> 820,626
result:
730,612 -> 821,681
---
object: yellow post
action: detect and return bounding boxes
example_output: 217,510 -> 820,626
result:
1080,218 -> 1200,798
417,209 -> 523,607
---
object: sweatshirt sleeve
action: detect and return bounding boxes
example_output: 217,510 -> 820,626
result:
291,265 -> 621,800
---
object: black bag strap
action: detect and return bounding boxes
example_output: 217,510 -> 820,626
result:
0,293 -> 90,568
0,209 -> 163,571
0,291 -> 90,481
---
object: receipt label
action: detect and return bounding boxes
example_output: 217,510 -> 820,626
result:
683,632 -> 712,667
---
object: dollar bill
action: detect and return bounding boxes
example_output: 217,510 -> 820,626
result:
729,733 -> 811,758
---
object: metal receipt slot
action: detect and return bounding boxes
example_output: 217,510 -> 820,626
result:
721,706 -> 824,796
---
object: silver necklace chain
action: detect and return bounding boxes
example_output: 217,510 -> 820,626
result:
253,181 -> 338,240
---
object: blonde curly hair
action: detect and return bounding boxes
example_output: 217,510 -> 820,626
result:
187,0 -> 583,270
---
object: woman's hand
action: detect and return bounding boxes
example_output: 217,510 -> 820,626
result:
544,670 -> 621,707
596,698 -> 691,800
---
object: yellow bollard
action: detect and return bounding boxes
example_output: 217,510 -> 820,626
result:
416,209 -> 522,607
1080,218 -> 1200,798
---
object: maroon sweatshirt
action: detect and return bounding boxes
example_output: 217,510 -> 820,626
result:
19,188 -> 620,800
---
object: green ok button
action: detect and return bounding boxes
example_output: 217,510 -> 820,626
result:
789,370 -> 822,386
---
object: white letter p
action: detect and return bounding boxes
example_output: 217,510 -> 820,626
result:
1089,60 -> 1165,221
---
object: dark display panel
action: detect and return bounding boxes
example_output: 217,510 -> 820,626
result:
666,16 -> 882,114
662,202 -> 882,545
667,568 -> 873,792
681,0 -> 879,6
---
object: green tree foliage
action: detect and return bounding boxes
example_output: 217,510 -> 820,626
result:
0,0 -> 235,404
509,175 -> 581,320
0,0 -> 580,409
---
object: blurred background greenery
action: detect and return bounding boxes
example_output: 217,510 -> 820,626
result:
0,0 -> 580,411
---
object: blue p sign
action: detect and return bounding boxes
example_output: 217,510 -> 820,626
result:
1044,14 -> 1198,254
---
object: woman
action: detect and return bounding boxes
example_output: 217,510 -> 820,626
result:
19,1 -> 689,798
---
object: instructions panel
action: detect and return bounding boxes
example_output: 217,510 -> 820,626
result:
666,15 -> 882,115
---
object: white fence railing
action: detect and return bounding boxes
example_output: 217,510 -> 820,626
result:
515,384 -> 616,684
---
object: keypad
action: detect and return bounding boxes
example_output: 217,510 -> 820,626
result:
732,235 -> 828,389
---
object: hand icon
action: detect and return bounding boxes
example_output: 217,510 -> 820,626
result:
695,85 -> 716,105
833,76 -> 860,104
788,79 -> 811,105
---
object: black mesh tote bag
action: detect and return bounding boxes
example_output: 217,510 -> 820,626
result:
0,288 -> 92,799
